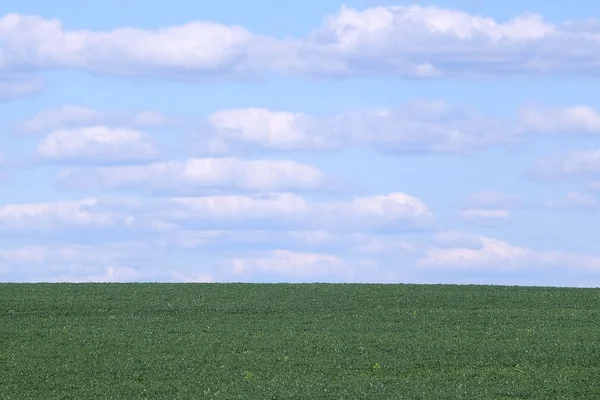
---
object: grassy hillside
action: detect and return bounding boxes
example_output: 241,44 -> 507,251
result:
2,283 -> 600,399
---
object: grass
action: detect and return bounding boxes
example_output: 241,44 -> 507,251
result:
1,283 -> 600,399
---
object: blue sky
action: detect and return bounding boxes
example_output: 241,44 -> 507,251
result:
2,0 -> 600,285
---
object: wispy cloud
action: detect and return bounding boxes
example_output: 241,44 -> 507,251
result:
37,126 -> 161,164
420,235 -> 600,272
532,149 -> 600,181
16,105 -> 178,134
56,157 -> 329,194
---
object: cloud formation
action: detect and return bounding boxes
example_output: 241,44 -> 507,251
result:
199,102 -> 600,155
162,192 -> 433,231
458,191 -> 521,226
231,250 -> 350,280
3,3 -> 600,285
14,101 -> 600,161
37,126 -> 160,163
16,105 -> 177,134
3,5 -> 600,86
532,149 -> 600,180
56,157 -> 328,193
0,75 -> 43,101
0,198 -> 134,231
518,105 -> 600,135
459,209 -> 512,225
202,100 -> 510,154
420,235 -> 600,272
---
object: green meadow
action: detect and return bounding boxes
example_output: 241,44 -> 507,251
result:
2,283 -> 600,399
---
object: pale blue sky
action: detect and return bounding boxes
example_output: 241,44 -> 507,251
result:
2,0 -> 600,284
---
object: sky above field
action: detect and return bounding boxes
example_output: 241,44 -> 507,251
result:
2,0 -> 600,285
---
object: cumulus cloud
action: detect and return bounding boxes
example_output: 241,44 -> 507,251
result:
207,108 -> 333,151
202,102 -> 600,155
36,126 -> 160,163
0,242 -> 153,282
154,227 -> 416,259
0,242 -> 142,266
518,105 -> 600,135
420,235 -> 600,272
165,193 -> 308,223
200,100 -> 511,154
532,149 -> 600,180
16,105 -> 177,134
0,13 -> 260,78
3,6 -> 600,80
301,5 -> 558,77
47,266 -> 143,283
57,157 -> 328,193
160,192 -> 433,231
0,198 -> 134,231
18,102 -> 600,159
0,192 -> 431,246
229,248 -> 409,282
340,192 -> 433,228
231,250 -> 350,280
0,240 -> 219,282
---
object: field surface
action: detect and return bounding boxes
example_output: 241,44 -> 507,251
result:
2,283 -> 600,399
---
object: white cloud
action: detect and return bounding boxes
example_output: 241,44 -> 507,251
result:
166,193 -> 308,220
532,149 -> 600,180
201,100 -> 511,154
3,6 -> 600,80
433,231 -> 484,249
342,192 -> 433,227
343,101 -> 509,153
420,235 -> 600,272
20,105 -> 102,133
302,6 -> 593,77
207,108 -> 334,151
0,242 -> 152,282
229,249 -> 408,282
348,236 -> 415,255
0,74 -> 43,101
0,192 -> 431,243
47,266 -> 143,283
460,208 -> 511,225
37,126 -> 160,163
169,271 -> 214,283
17,105 -> 177,134
518,105 -> 600,135
0,13 -> 259,78
231,250 -> 350,279
153,226 -> 416,258
465,191 -> 522,208
0,198 -> 134,230
459,191 -> 519,226
0,242 -> 217,282
0,242 -> 142,265
205,103 -> 600,155
161,192 -> 433,231
57,157 -> 328,193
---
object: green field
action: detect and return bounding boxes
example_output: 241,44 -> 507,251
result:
2,283 -> 600,399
